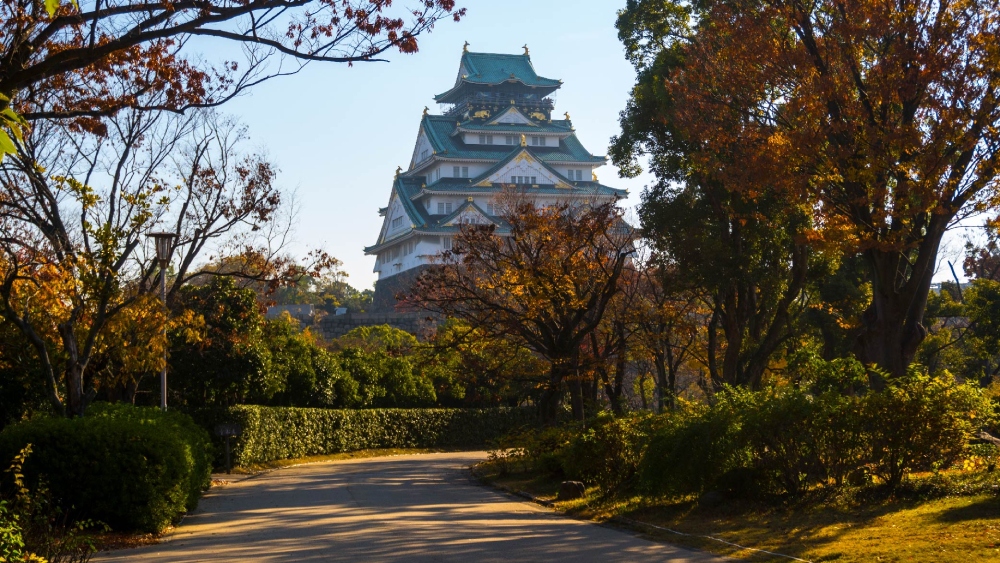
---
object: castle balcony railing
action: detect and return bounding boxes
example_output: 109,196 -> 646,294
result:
444,92 -> 555,116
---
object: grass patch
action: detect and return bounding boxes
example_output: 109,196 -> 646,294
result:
477,463 -> 1000,562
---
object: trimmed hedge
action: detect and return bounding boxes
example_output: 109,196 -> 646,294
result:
0,404 -> 212,533
199,406 -> 536,466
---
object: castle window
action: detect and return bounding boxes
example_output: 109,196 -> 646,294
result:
446,202 -> 453,213
453,166 -> 459,177
505,135 -> 515,145
487,203 -> 495,215
391,216 -> 403,229
531,136 -> 546,146
531,176 -> 537,184
462,166 -> 469,177
479,134 -> 494,145
421,149 -> 429,161
479,134 -> 485,144
437,202 -> 444,214
577,170 -> 584,181
443,237 -> 453,250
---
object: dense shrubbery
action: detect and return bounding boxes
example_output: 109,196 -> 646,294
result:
159,279 -> 533,412
495,368 -> 994,499
560,414 -> 659,492
641,372 -> 991,497
200,405 -> 536,466
0,404 -> 212,532
331,325 -> 437,408
1,445 -> 104,563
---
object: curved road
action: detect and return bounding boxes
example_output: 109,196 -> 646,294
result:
96,452 -> 724,562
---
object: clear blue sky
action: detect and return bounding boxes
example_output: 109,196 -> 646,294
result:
223,1 -> 653,290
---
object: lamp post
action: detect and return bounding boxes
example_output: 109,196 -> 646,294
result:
147,231 -> 177,411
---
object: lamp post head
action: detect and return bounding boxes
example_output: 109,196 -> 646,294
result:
146,231 -> 177,266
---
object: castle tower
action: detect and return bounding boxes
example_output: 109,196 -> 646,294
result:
366,48 -> 626,311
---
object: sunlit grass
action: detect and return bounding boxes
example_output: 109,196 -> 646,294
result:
477,463 -> 1000,562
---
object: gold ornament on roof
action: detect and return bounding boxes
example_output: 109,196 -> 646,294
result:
592,171 -> 599,182
463,41 -> 470,52
523,44 -> 529,56
520,134 -> 527,147
529,111 -> 546,121
395,166 -> 402,177
564,112 -> 571,121
423,106 -> 429,116
472,109 -> 490,119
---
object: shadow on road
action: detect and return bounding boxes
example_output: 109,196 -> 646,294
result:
96,453 -> 722,563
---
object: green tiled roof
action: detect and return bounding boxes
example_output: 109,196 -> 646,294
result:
461,52 -> 559,85
457,119 -> 575,134
435,52 -> 561,102
420,115 -> 605,164
420,178 -> 626,198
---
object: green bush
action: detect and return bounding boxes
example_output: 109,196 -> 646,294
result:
2,445 -> 104,563
864,373 -> 991,487
201,406 -> 536,466
0,404 -> 212,533
640,402 -> 750,497
639,374 -> 992,497
561,413 -> 658,492
332,325 -> 438,408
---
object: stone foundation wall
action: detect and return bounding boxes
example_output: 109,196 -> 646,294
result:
370,266 -> 431,313
317,312 -> 440,341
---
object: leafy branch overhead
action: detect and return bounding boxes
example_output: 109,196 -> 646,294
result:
0,0 -> 464,157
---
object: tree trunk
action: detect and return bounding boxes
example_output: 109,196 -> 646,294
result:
854,226 -> 942,382
63,361 -> 87,417
539,361 -> 572,425
855,302 -> 926,384
653,351 -> 669,413
666,348 -> 679,411
568,378 -> 585,422
638,371 -> 649,410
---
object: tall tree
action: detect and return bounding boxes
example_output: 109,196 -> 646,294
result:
616,0 -> 1000,379
631,258 -> 704,411
409,191 -> 633,423
0,105 -> 321,416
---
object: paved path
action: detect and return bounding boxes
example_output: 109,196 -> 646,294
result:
96,452 -> 724,562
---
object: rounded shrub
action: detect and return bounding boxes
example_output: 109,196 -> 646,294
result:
561,413 -> 657,492
864,373 -> 993,487
640,402 -> 748,497
0,404 -> 212,532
